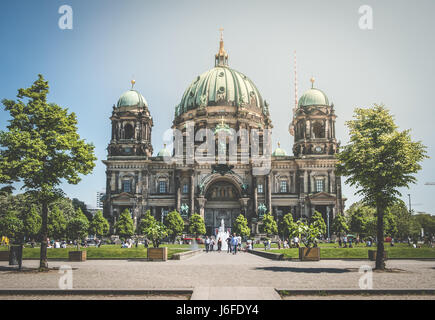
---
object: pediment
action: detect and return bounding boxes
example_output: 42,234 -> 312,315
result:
111,192 -> 135,201
308,192 -> 336,200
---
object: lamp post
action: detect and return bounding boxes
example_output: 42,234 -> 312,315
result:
407,194 -> 412,214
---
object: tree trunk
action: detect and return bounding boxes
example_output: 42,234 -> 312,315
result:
375,204 -> 385,270
39,201 -> 48,270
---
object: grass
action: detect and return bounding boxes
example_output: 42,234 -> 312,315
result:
0,245 -> 188,259
271,246 -> 435,259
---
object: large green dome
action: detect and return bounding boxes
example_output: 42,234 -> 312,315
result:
175,66 -> 266,117
298,88 -> 329,108
117,89 -> 148,109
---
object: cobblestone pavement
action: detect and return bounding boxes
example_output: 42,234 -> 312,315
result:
0,251 -> 434,290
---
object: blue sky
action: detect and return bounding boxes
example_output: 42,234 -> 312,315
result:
0,0 -> 434,213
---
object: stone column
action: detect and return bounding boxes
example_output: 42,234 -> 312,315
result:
190,173 -> 195,215
330,171 -> 335,194
267,174 -> 272,213
197,197 -> 206,219
303,170 -> 308,193
253,176 -> 258,218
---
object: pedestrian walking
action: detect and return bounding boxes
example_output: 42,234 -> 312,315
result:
226,236 -> 231,253
205,236 -> 210,253
217,237 -> 222,252
231,233 -> 238,255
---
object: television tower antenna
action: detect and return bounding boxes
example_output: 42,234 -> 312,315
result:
293,50 -> 298,114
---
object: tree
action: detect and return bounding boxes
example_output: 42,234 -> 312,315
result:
21,206 -> 41,242
310,211 -> 327,237
347,202 -> 376,238
232,214 -> 251,238
72,198 -> 92,221
0,210 -> 23,245
295,220 -> 322,248
261,213 -> 278,237
337,105 -> 427,269
115,209 -> 134,241
164,210 -> 185,243
47,206 -> 67,240
0,75 -> 96,269
414,213 -> 435,238
136,210 -> 155,235
279,213 -> 296,239
144,219 -> 168,248
49,197 -> 76,221
66,211 -> 89,250
331,214 -> 349,237
188,213 -> 206,238
89,210 -> 109,239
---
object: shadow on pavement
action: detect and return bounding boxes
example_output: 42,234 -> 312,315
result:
254,266 -> 352,273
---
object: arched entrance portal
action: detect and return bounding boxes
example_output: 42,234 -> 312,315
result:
204,179 -> 241,236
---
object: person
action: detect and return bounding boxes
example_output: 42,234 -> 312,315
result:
237,235 -> 242,252
263,239 -> 267,251
217,237 -> 222,252
348,237 -> 353,248
205,236 -> 210,253
267,239 -> 271,250
231,233 -> 238,255
277,239 -> 281,250
226,236 -> 231,253
294,236 -> 299,248
144,238 -> 149,248
54,240 -> 60,249
343,235 -> 348,248
210,238 -> 215,252
338,236 -> 342,247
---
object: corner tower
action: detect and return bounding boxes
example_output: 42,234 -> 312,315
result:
107,80 -> 153,158
290,78 -> 338,157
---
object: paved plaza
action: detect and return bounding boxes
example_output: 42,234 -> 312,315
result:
1,251 -> 434,299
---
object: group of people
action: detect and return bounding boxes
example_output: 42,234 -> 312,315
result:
204,233 -> 242,254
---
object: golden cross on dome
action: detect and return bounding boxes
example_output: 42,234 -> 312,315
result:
219,27 -> 224,41
278,142 -> 281,148
310,77 -> 315,88
131,79 -> 136,89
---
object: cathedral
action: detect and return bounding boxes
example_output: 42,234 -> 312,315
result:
102,34 -> 345,236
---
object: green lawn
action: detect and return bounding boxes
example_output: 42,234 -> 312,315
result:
271,246 -> 435,259
0,245 -> 188,259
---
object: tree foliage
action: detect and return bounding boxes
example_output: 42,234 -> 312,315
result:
331,214 -> 349,237
136,210 -> 155,235
188,213 -> 206,237
89,210 -> 109,239
144,218 -> 168,248
261,213 -> 278,236
47,206 -> 67,240
280,213 -> 297,239
21,206 -> 41,241
164,210 -> 185,242
115,209 -> 134,240
0,75 -> 96,268
232,214 -> 251,238
336,105 -> 427,269
0,210 -> 23,244
310,211 -> 327,237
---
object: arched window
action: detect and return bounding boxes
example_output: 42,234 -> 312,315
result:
312,121 -> 325,138
124,123 -> 134,139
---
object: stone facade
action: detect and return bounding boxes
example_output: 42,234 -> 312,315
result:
103,40 -> 344,236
